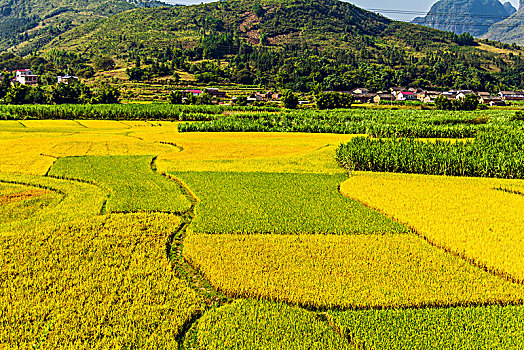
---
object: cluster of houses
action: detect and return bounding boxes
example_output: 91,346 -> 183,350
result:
9,69 -> 524,107
6,69 -> 79,86
348,87 -> 524,106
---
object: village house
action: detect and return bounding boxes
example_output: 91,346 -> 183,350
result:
499,91 -> 524,101
254,91 -> 277,101
373,92 -> 394,104
182,89 -> 203,97
476,92 -> 491,98
417,91 -> 441,103
390,87 -> 405,98
424,92 -> 441,103
57,75 -> 79,84
352,92 -> 377,103
14,69 -> 38,85
455,90 -> 475,100
441,91 -> 458,100
352,88 -> 369,95
205,88 -> 227,98
396,91 -> 417,101
480,95 -> 505,106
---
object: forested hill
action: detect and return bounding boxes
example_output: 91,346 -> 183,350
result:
46,0 -> 467,56
0,0 -> 168,55
412,0 -> 516,37
2,0 -> 513,92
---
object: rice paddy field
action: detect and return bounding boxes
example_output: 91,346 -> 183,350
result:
1,110 -> 523,349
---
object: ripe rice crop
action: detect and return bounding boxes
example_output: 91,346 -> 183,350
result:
0,173 -> 106,234
336,131 -> 524,179
340,172 -> 524,282
0,121 -> 178,175
170,171 -> 407,235
194,299 -> 352,350
0,212 -> 205,348
49,155 -> 191,213
159,145 -> 348,174
184,233 -> 524,309
327,305 -> 524,349
0,185 -> 59,226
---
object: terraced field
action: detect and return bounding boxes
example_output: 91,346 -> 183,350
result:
1,119 -> 523,349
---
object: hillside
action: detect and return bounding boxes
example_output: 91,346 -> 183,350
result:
0,0 -> 516,92
0,0 -> 169,55
412,0 -> 516,37
485,1 -> 524,45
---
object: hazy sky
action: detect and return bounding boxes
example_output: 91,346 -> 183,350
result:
164,0 -> 521,22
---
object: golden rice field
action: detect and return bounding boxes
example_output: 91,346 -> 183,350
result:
340,172 -> 524,283
184,232 -> 524,309
1,119 -> 523,349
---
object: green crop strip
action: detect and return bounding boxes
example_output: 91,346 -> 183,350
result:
48,155 -> 192,213
169,171 -> 408,235
327,305 -> 524,349
178,109 -> 523,138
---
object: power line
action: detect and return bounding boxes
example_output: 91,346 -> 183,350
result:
367,8 -> 523,20
362,7 -> 524,27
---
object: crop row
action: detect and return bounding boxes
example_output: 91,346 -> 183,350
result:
193,299 -> 352,349
327,305 -> 524,349
0,173 -> 106,233
178,109 -> 522,138
336,131 -> 524,179
0,212 -> 204,348
184,232 -> 524,310
0,104 -> 280,121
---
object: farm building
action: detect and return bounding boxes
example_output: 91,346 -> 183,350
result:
57,75 -> 79,84
499,91 -> 524,101
373,93 -> 394,103
396,91 -> 417,101
14,69 -> 38,85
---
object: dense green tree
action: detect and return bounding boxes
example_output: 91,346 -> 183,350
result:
93,56 -> 116,71
435,95 -> 453,110
316,91 -> 353,109
94,83 -> 121,104
0,73 -> 11,99
281,90 -> 299,109
169,90 -> 183,104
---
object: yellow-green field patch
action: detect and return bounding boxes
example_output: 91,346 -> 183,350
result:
341,172 -> 524,282
184,233 -> 524,309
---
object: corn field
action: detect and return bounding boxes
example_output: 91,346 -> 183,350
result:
336,131 -> 524,179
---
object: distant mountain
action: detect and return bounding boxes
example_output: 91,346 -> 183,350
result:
485,0 -> 524,44
502,1 -> 518,15
0,0 -> 170,55
412,0 -> 516,37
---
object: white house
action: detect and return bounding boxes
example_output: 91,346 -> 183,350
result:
57,75 -> 79,84
15,69 -> 38,85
